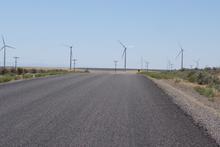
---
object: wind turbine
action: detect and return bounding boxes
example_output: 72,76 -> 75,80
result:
118,41 -> 128,71
1,35 -> 15,69
194,59 -> 200,69
176,43 -> 184,70
63,44 -> 73,70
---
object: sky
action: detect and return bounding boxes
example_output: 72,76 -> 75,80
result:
0,0 -> 219,69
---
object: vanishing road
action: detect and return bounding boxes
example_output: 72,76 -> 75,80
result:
0,73 -> 218,147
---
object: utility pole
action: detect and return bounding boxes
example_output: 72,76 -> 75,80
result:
194,59 -> 200,69
13,56 -> 19,70
141,57 -> 143,70
124,49 -> 127,71
69,46 -> 73,70
181,49 -> 184,70
170,63 -> 173,71
145,61 -> 149,72
114,60 -> 118,72
73,59 -> 77,72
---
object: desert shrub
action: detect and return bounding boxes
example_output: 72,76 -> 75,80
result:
204,67 -> 212,71
30,68 -> 38,73
196,72 -> 210,85
10,68 -> 17,74
17,68 -> 24,75
14,75 -> 22,80
35,73 -> 47,77
210,83 -> 220,92
38,69 -> 44,73
186,71 -> 197,83
194,86 -> 215,99
23,69 -> 29,74
23,74 -> 34,79
213,67 -> 217,71
0,75 -> 14,83
0,68 -> 10,74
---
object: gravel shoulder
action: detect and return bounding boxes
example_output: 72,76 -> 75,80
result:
148,77 -> 220,145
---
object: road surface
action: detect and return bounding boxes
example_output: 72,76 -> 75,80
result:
0,73 -> 218,146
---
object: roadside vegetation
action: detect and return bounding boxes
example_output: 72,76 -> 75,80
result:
0,68 -> 82,84
140,68 -> 220,101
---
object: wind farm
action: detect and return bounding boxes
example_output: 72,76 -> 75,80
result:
0,1 -> 220,147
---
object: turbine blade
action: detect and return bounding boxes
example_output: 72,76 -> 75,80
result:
5,45 -> 15,49
176,50 -> 182,59
118,40 -> 127,49
62,44 -> 71,48
2,35 -> 5,45
0,46 -> 4,51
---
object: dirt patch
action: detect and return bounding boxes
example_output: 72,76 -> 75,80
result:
166,79 -> 220,111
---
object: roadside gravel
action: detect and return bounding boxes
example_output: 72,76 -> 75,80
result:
150,78 -> 220,145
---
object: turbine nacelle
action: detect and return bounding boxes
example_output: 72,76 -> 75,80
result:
0,36 -> 15,51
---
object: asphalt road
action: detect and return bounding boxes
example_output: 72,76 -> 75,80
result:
0,73 -> 218,147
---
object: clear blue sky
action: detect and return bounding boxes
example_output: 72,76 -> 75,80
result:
0,0 -> 219,69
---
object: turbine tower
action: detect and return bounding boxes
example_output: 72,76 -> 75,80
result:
13,56 -> 19,70
194,59 -> 200,69
69,46 -> 73,70
114,60 -> 118,72
118,41 -> 127,71
1,36 -> 15,69
63,44 -> 73,70
176,43 -> 184,70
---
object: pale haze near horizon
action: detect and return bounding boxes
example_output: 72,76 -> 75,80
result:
0,0 -> 219,69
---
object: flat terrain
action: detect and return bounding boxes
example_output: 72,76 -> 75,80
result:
0,73 -> 218,146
